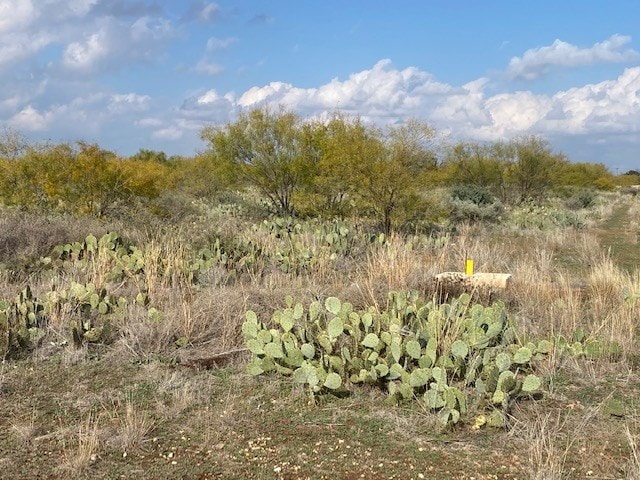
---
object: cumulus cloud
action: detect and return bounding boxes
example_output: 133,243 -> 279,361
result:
233,59 -> 454,117
5,90 -> 155,144
63,32 -> 110,71
507,34 -> 639,80
0,0 -> 175,75
0,0 -> 36,34
170,59 -> 640,150
8,105 -> 55,131
0,32 -> 53,68
108,93 -> 151,114
62,16 -> 173,73
548,67 -> 640,134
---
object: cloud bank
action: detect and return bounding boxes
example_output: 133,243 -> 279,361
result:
507,34 -> 639,80
172,58 -> 640,146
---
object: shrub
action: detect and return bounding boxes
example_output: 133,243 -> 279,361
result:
451,185 -> 495,206
449,198 -> 504,224
564,189 -> 597,210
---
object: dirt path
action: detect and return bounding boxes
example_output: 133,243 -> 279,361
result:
596,199 -> 640,272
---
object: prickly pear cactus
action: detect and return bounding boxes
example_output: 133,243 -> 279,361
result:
242,291 -> 550,426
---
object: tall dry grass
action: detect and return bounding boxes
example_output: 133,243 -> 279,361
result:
58,413 -> 101,475
2,190 -> 638,379
510,401 -> 601,480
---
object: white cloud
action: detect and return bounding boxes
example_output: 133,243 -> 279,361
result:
548,67 -> 640,134
136,117 -> 163,128
475,91 -> 553,139
130,16 -> 172,42
62,16 -> 174,73
5,89 -> 156,144
507,34 -> 639,80
193,36 -> 236,76
152,127 -> 183,141
0,1 -> 175,74
199,2 -> 220,23
234,59 -> 453,117
0,32 -> 53,68
8,105 -> 56,131
195,60 -> 224,75
66,0 -> 98,17
175,59 -> 640,151
183,1 -> 220,24
108,93 -> 151,114
63,32 -> 110,71
206,36 -> 237,51
0,0 -> 36,34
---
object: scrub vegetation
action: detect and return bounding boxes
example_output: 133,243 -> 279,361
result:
1,109 -> 640,479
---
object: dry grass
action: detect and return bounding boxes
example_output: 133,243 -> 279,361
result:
3,191 -> 640,478
625,423 -> 640,480
510,402 -> 601,480
115,399 -> 155,453
10,410 -> 38,445
58,413 -> 101,475
356,235 -> 426,309
154,367 -> 215,416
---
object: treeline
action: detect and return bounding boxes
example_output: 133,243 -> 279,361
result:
0,109 -> 630,232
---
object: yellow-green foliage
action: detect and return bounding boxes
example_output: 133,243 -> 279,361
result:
0,142 -> 174,216
555,161 -> 614,190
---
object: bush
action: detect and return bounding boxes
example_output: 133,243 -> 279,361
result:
449,199 -> 504,224
451,185 -> 495,206
0,210 -> 110,280
564,189 -> 597,210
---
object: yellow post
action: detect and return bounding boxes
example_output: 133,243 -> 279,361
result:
465,259 -> 474,276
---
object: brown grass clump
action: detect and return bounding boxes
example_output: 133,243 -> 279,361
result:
58,414 -> 101,476
114,399 -> 155,453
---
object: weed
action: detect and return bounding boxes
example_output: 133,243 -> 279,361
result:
625,424 -> 640,480
117,398 -> 155,453
58,413 -> 100,476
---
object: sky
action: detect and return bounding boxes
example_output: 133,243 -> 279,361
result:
1,1 -> 640,171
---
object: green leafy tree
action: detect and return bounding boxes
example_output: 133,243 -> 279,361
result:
353,120 -> 438,235
129,148 -> 168,163
555,161 -> 613,190
443,141 -> 511,202
506,136 -> 565,203
299,114 -> 381,217
201,107 -> 312,215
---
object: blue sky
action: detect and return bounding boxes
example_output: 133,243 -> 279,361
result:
2,1 -> 640,170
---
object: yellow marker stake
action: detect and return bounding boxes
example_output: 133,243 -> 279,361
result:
465,259 -> 474,276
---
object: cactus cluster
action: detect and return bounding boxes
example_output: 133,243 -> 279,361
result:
1,229 -> 276,358
207,237 -> 263,279
0,286 -> 47,357
242,291 -> 550,426
262,218 -> 368,275
0,280 -> 130,357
